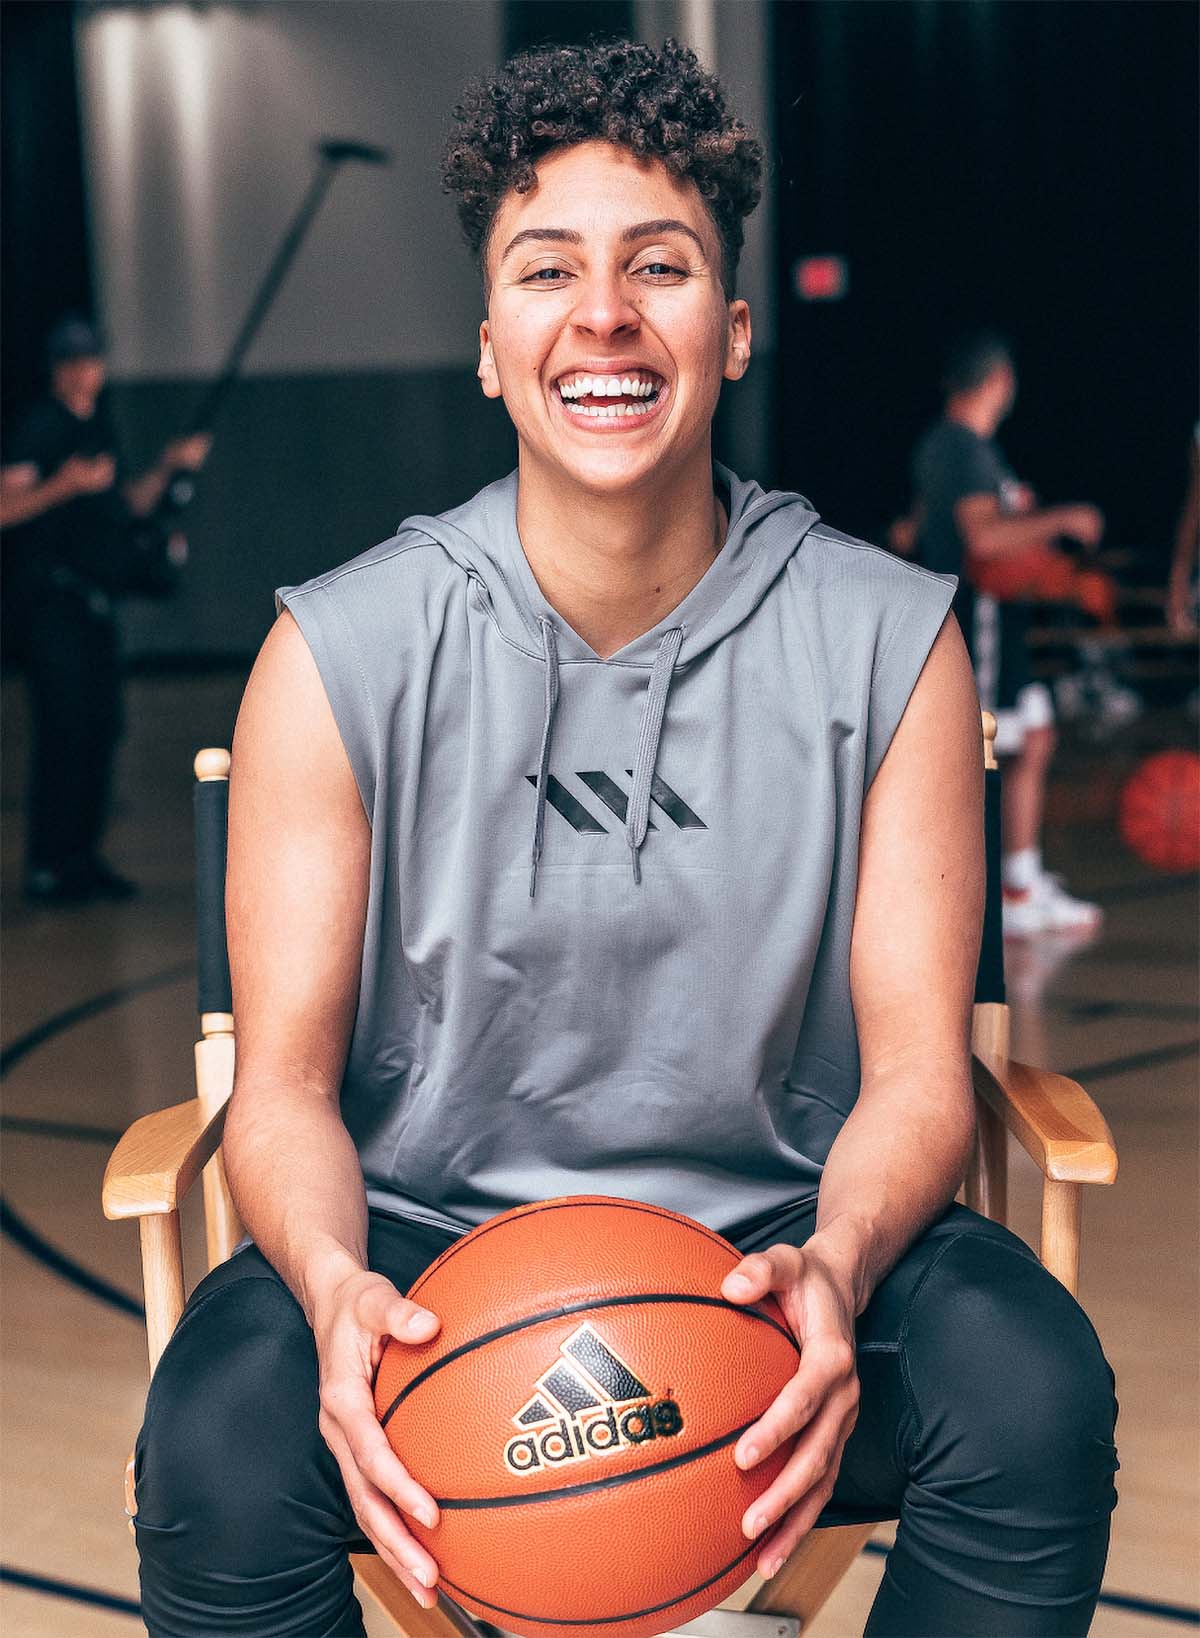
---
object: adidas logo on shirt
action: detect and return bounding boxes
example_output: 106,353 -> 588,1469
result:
504,1322 -> 684,1476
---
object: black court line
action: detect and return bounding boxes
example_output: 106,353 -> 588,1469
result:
1066,1039 -> 1199,1083
0,1197 -> 144,1319
1,1565 -> 140,1617
0,962 -> 193,1077
0,964 -> 191,1321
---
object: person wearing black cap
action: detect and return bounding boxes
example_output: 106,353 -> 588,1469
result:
0,314 -> 210,903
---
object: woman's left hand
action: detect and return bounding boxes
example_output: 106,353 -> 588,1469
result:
720,1239 -> 861,1579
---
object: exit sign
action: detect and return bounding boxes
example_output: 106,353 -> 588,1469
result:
793,256 -> 849,301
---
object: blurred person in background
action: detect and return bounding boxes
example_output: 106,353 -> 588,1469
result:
0,314 -> 210,903
891,331 -> 1105,936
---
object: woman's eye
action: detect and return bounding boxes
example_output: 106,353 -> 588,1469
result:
524,267 -> 570,283
639,262 -> 686,278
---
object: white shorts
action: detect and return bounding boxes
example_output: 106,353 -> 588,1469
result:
992,681 -> 1055,757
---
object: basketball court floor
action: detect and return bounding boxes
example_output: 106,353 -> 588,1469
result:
1,669 -> 1197,1637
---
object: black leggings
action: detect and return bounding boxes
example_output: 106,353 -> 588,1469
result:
134,1199 -> 1119,1637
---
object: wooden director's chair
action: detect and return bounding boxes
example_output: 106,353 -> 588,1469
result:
104,715 -> 1118,1638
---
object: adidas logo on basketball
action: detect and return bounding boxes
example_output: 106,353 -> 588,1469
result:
504,1322 -> 684,1476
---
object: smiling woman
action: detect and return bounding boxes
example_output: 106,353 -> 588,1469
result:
129,34 -> 1118,1638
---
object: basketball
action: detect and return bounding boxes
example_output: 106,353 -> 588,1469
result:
373,1196 -> 800,1638
1118,750 -> 1200,873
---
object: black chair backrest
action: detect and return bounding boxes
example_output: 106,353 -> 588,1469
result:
194,774 -> 232,1018
974,764 -> 1006,1006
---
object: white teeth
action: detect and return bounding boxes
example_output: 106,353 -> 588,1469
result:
557,373 -> 661,400
561,399 -> 654,418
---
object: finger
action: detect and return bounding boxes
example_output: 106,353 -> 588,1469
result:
323,1418 -> 441,1593
353,1471 -> 441,1595
741,1392 -> 858,1541
735,1334 -> 855,1470
755,1478 -> 839,1579
360,1282 -> 441,1345
722,1245 -> 803,1304
321,1376 -> 440,1527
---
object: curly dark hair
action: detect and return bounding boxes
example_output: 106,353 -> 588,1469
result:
442,36 -> 763,295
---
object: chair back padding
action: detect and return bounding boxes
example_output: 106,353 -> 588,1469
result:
194,776 -> 232,1017
974,764 -> 1006,1006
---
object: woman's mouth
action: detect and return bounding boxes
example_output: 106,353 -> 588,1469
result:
551,369 -> 669,430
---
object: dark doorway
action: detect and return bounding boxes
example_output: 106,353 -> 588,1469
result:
771,0 -> 1198,567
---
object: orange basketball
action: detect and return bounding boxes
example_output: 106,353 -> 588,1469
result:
374,1196 -> 799,1638
1118,750 -> 1200,873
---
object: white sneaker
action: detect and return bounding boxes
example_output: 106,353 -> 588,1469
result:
1003,872 -> 1103,937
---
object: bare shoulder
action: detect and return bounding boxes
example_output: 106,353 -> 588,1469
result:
876,611 -> 979,792
231,609 -> 361,820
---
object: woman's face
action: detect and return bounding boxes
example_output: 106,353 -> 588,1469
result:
478,141 -> 751,497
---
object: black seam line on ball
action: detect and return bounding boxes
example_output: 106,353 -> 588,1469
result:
436,1417 -> 755,1510
407,1199 -> 741,1301
378,1294 -> 797,1428
439,1535 -> 760,1624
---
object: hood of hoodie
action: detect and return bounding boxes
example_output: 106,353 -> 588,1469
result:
400,462 -> 820,670
398,463 -> 821,895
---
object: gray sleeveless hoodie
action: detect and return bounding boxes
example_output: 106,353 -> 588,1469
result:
275,465 -> 956,1239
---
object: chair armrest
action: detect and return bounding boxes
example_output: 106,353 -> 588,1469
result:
971,1054 -> 1118,1185
103,1098 -> 229,1220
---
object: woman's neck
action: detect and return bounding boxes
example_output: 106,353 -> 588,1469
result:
514,449 -> 727,659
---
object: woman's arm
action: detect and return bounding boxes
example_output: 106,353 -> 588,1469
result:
720,611 -> 983,1577
812,609 -> 981,1315
222,610 -> 444,1606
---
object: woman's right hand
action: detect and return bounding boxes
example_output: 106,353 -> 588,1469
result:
311,1265 -> 444,1608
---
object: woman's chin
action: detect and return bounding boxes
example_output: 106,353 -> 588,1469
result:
524,437 -> 693,498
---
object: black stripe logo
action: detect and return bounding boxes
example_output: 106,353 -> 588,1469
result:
505,1322 -> 683,1476
526,772 -> 707,833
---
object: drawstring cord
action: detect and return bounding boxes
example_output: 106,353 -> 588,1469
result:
625,627 -> 684,884
529,616 -> 560,898
528,621 -> 684,897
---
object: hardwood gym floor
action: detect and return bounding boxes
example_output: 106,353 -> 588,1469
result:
1,670 -> 1197,1637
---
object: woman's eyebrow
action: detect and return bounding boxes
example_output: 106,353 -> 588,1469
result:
620,219 -> 707,255
499,219 -> 708,263
500,227 -> 582,261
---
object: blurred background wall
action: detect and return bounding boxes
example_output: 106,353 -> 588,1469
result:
1,0 -> 1195,665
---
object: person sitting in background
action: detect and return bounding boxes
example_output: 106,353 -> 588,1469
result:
891,331 -> 1104,936
0,314 -> 209,903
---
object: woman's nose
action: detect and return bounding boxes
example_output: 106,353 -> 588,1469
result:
569,274 -> 640,341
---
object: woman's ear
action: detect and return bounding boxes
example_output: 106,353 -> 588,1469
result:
724,299 -> 752,382
478,320 -> 502,399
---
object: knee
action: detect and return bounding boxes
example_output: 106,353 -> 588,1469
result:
135,1274 -> 326,1562
906,1233 -> 1118,1498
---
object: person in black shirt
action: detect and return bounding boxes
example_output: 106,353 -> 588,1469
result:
891,332 -> 1105,936
0,315 -> 209,903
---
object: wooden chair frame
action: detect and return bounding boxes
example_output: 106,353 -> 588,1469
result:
104,720 -> 1117,1636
